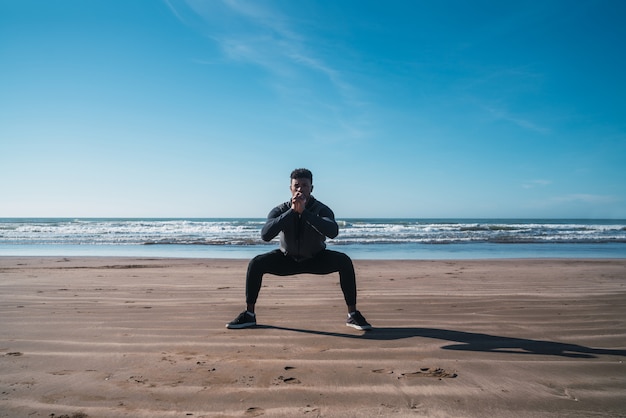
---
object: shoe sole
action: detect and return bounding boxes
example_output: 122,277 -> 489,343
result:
226,322 -> 256,329
346,323 -> 372,331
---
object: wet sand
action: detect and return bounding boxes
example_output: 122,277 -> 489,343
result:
1,257 -> 625,417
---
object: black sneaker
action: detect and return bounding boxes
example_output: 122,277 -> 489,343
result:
346,311 -> 372,330
226,311 -> 256,329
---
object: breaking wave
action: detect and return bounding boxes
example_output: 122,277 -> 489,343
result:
1,218 -> 625,246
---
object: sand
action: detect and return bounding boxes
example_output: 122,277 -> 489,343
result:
1,256 -> 625,417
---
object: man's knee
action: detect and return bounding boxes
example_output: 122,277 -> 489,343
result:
247,254 -> 260,271
249,253 -> 265,266
249,250 -> 278,267
323,250 -> 354,277
332,250 -> 353,267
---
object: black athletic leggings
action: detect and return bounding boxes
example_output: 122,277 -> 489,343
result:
245,249 -> 357,306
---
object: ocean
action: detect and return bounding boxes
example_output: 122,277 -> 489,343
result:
1,218 -> 625,260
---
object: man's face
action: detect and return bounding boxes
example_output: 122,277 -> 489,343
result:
290,177 -> 313,200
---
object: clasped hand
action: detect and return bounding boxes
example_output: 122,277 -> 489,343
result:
291,193 -> 306,214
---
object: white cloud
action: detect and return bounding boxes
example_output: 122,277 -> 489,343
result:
165,0 -> 370,143
485,105 -> 551,135
163,0 -> 186,24
522,179 -> 552,189
179,0 -> 358,101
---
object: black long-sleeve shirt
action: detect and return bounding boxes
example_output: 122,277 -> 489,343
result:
261,196 -> 339,261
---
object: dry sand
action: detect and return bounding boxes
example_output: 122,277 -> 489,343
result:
1,257 -> 625,417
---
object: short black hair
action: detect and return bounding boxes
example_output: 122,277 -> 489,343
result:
290,168 -> 313,182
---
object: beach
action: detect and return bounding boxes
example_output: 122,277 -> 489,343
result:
1,257 -> 625,417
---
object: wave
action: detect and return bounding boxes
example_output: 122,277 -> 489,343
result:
1,218 -> 625,246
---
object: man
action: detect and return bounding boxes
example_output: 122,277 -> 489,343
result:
226,168 -> 371,330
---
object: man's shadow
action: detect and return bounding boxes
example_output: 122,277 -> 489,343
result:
257,325 -> 626,359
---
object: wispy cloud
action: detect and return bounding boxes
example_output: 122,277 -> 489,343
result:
522,179 -> 552,189
163,0 -> 186,25
458,64 -> 551,135
484,104 -> 551,135
180,0 -> 356,100
165,0 -> 368,142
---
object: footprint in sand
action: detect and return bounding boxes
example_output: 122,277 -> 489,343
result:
49,370 -> 74,376
274,375 -> 301,385
371,368 -> 394,374
129,375 -> 147,384
401,367 -> 457,379
50,412 -> 89,418
272,366 -> 301,384
237,375 -> 256,386
303,406 -> 320,414
245,406 -> 265,416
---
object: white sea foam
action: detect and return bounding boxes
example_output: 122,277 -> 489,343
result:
0,218 -> 625,246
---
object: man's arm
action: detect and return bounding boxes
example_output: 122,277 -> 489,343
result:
260,204 -> 294,242
301,206 -> 339,239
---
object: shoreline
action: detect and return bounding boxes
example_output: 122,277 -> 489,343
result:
2,254 -> 626,261
1,257 -> 625,417
2,241 -> 626,260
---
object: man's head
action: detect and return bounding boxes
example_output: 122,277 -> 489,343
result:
290,168 -> 314,200
290,168 -> 312,183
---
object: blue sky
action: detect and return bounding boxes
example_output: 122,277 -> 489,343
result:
1,0 -> 625,218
